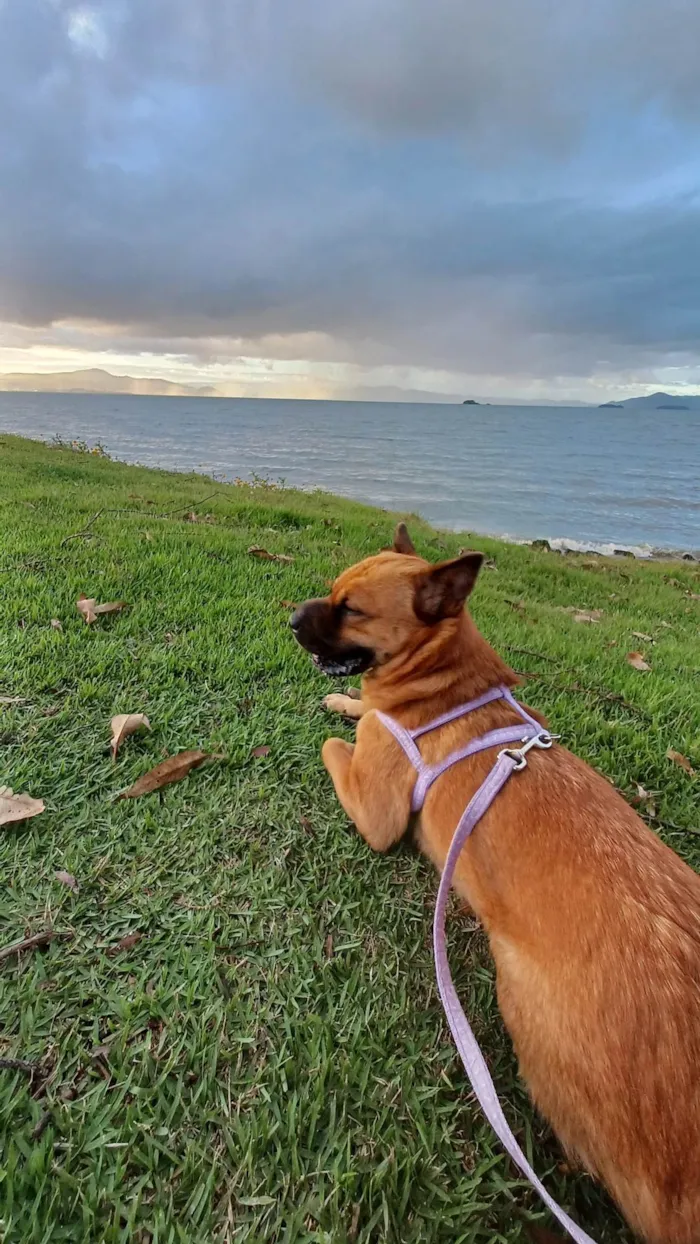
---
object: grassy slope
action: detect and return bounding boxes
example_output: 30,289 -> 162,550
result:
0,433 -> 698,1244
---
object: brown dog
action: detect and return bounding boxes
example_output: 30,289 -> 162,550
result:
291,524 -> 700,1243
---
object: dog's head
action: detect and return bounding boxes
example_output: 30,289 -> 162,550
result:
290,523 -> 483,677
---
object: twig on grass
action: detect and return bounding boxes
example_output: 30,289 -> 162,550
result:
0,929 -> 71,963
59,491 -> 223,546
60,509 -> 104,546
0,1057 -> 39,1074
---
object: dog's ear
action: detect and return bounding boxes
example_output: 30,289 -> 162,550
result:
393,522 -> 416,555
414,552 -> 483,623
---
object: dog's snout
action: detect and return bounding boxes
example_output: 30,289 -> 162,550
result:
289,599 -> 324,644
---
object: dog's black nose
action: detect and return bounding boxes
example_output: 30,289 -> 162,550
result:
289,607 -> 303,633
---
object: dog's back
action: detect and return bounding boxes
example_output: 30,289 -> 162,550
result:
432,743 -> 700,1243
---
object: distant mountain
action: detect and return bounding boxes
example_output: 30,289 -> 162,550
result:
600,390 -> 699,411
0,368 -> 218,398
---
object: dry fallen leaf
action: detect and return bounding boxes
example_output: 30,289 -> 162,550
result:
94,600 -> 127,617
324,933 -> 334,959
110,712 -> 151,760
0,696 -> 27,705
76,595 -> 127,624
143,530 -> 153,542
631,631 -> 653,642
50,619 -> 63,632
55,870 -> 79,893
667,749 -> 696,775
561,606 -> 603,623
251,745 -> 271,758
117,749 -> 216,799
76,594 -> 97,624
107,931 -> 143,955
686,591 -> 700,601
248,546 -> 294,564
627,651 -> 651,672
630,783 -> 659,814
0,789 -> 45,827
185,510 -> 216,523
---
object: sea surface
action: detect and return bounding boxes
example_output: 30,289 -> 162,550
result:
1,392 -> 698,555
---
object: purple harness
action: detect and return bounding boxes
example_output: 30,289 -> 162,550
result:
376,685 -> 596,1244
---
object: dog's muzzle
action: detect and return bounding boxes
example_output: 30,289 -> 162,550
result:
290,600 -> 374,677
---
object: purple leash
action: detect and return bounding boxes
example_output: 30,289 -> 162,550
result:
377,686 -> 596,1244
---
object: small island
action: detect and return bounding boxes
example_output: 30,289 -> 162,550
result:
462,399 -> 480,405
599,401 -> 624,408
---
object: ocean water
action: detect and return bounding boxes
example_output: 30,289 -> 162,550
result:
0,392 -> 698,555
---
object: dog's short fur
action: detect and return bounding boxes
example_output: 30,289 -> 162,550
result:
291,525 -> 700,1243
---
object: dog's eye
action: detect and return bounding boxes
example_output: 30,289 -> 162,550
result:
337,600 -> 365,620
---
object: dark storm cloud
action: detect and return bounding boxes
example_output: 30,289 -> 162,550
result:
1,0 -> 700,381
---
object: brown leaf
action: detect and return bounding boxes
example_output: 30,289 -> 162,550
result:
0,696 -> 27,705
686,591 -> 700,601
300,816 -> 313,833
50,618 -> 63,632
627,651 -> 651,672
248,546 -> 294,564
55,869 -> 79,892
279,600 -> 297,609
324,933 -> 334,959
94,600 -> 127,617
631,631 -> 653,642
110,712 -> 151,760
251,744 -> 271,758
76,594 -> 98,624
107,931 -> 143,955
76,595 -> 126,624
667,749 -> 696,775
117,750 -> 214,798
0,789 -> 45,827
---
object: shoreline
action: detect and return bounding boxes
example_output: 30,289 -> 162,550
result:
513,535 -> 699,564
3,428 -> 698,564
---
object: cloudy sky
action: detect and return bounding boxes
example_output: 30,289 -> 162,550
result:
2,0 -> 700,403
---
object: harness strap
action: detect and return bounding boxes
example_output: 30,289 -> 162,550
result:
375,686 -> 596,1244
376,683 -> 544,812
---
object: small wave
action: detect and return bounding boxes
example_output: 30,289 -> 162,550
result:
499,533 -> 698,560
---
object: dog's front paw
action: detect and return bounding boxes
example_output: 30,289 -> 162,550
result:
323,693 -> 363,719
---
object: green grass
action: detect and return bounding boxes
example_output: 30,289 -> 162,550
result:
1,432 -> 698,1244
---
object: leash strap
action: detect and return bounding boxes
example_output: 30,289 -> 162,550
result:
433,753 -> 597,1244
375,686 -> 596,1242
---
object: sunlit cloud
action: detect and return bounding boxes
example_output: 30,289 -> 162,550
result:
2,0 -> 700,399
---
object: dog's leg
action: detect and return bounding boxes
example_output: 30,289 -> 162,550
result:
322,737 -> 408,851
323,693 -> 366,719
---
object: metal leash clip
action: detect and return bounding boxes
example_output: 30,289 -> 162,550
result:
499,731 -> 560,771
